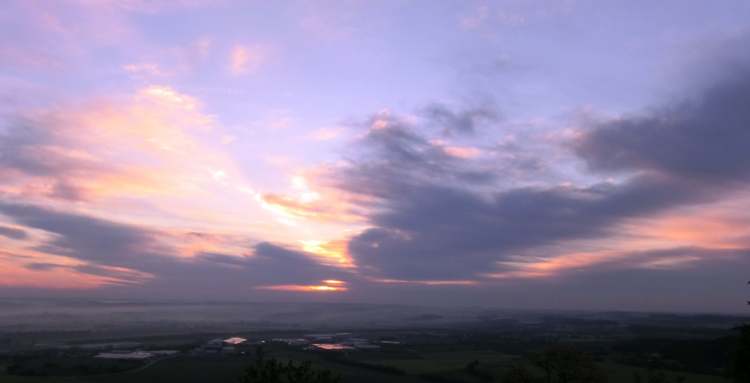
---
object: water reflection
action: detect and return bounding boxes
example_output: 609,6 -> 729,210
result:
311,343 -> 354,351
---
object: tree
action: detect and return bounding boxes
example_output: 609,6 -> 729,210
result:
731,325 -> 750,383
239,347 -> 341,383
728,280 -> 750,383
464,359 -> 493,382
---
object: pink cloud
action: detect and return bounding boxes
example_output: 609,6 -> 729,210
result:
308,127 -> 344,141
228,44 -> 269,75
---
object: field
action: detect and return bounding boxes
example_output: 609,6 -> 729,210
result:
1,309 -> 744,383
2,345 -> 733,383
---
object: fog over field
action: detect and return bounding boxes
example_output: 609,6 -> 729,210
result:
0,299 -> 481,332
1,299 -> 747,334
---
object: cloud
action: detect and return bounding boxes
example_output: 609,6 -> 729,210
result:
0,201 -> 350,295
0,202 -> 162,267
0,115 -> 104,180
340,112 -> 497,194
459,3 -> 530,30
346,174 -> 711,280
254,173 -> 366,225
0,85 -> 219,203
22,261 -> 148,285
438,144 -> 482,159
106,0 -> 219,13
139,241 -> 353,297
308,127 -> 344,141
337,68 -> 750,282
0,81 -> 365,296
1,0 -> 138,70
525,247 -> 750,312
420,102 -> 498,136
0,225 -> 27,240
459,4 -> 491,30
574,70 -> 750,182
24,262 -> 59,271
123,62 -> 165,77
229,44 -> 268,75
0,85 -> 281,244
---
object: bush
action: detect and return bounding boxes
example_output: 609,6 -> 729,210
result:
239,348 -> 341,383
730,324 -> 750,383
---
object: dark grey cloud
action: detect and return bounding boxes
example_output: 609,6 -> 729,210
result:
0,202 -> 349,294
190,243 -> 347,285
420,102 -> 498,136
340,114 -> 496,198
343,68 -> 750,281
0,225 -> 26,239
0,117 -> 61,177
0,250 -> 31,261
196,252 -> 252,267
550,247 -> 750,277
348,174 -> 716,280
341,245 -> 750,313
575,70 -> 750,182
22,262 -> 144,285
135,243 -> 352,299
0,115 -> 108,201
1,118 -> 79,176
71,264 -> 150,285
24,262 -> 62,271
0,202 -> 160,266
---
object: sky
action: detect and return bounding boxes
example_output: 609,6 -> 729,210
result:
1,0 -> 750,313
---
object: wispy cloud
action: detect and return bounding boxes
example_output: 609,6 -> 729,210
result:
228,44 -> 269,75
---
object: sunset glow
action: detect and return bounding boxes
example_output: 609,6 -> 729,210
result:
2,0 -> 750,312
258,280 -> 349,293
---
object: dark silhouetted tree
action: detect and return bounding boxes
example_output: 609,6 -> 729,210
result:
239,347 -> 341,383
729,281 -> 750,382
731,326 -> 750,383
464,359 -> 493,381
